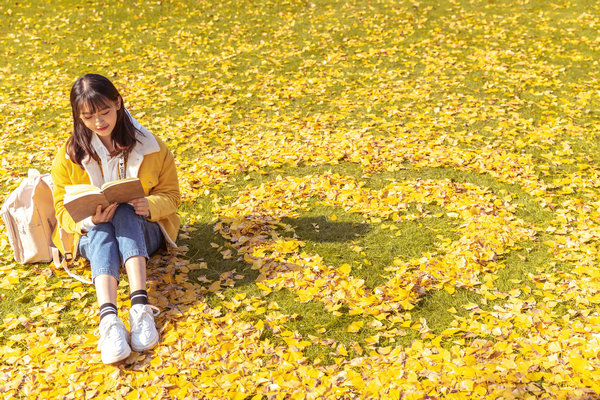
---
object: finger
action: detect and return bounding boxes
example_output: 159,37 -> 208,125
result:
104,205 -> 118,220
91,205 -> 105,224
130,199 -> 146,211
102,202 -> 116,213
134,206 -> 148,216
100,202 -> 116,216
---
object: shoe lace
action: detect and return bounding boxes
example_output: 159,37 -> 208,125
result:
95,318 -> 126,348
131,305 -> 160,332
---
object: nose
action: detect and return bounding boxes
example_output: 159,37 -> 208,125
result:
95,115 -> 105,127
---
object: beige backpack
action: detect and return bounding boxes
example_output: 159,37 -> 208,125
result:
1,169 -> 92,284
1,169 -> 56,263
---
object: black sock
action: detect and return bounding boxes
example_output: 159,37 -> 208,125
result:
99,303 -> 118,322
130,289 -> 148,306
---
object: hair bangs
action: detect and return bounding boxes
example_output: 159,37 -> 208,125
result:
76,91 -> 114,116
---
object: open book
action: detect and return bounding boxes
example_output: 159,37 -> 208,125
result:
63,178 -> 146,222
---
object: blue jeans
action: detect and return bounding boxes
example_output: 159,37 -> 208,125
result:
78,204 -> 164,283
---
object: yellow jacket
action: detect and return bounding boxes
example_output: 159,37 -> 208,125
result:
50,131 -> 181,257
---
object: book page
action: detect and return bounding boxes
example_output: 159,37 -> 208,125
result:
64,184 -> 101,197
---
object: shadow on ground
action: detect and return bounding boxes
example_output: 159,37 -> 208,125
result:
180,217 -> 369,288
281,216 -> 370,243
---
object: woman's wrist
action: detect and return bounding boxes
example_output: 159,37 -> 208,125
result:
81,216 -> 96,233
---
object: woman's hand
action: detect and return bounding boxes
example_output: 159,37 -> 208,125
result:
91,202 -> 118,225
129,197 -> 150,218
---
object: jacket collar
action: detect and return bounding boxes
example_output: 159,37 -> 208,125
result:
125,127 -> 160,179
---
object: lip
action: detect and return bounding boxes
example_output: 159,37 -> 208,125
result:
96,125 -> 109,132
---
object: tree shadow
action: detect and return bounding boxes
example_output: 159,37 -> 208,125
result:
281,216 -> 370,243
174,217 -> 370,290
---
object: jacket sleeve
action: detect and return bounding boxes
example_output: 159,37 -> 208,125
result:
146,145 -> 181,222
51,149 -> 83,235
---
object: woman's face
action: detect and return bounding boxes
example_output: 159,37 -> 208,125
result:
79,99 -> 120,139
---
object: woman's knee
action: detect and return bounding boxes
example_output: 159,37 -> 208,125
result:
112,203 -> 141,223
86,221 -> 115,240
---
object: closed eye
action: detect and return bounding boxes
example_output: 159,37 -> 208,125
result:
81,108 -> 111,120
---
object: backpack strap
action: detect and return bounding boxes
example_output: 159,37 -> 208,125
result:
51,246 -> 93,285
52,228 -> 93,285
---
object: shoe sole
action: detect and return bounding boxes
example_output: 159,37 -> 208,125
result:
101,345 -> 131,364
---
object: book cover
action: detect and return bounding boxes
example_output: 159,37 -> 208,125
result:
63,178 -> 146,222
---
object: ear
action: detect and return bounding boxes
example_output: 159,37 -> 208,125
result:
116,96 -> 122,110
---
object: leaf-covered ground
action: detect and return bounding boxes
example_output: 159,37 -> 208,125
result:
2,0 -> 600,398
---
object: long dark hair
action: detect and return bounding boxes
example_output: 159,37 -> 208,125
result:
67,74 -> 139,166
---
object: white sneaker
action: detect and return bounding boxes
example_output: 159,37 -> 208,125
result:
129,304 -> 160,352
97,314 -> 131,364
